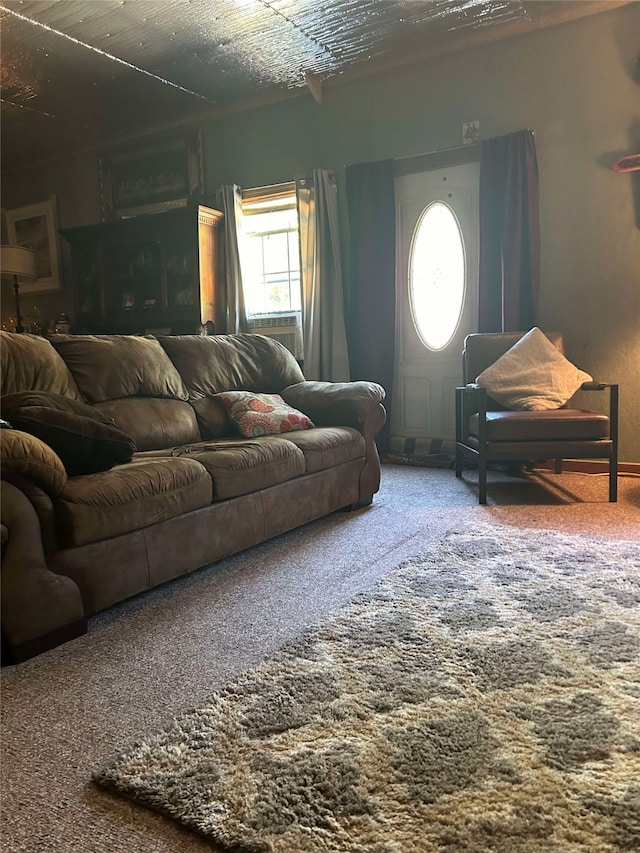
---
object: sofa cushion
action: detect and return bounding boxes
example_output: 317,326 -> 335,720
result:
215,391 -> 314,437
475,327 -> 592,411
157,334 -> 305,398
0,428 -> 68,497
259,428 -> 366,474
94,398 -> 201,451
140,437 -> 306,501
55,458 -> 212,548
50,334 -> 189,403
0,331 -> 80,398
189,396 -> 234,439
1,391 -> 136,476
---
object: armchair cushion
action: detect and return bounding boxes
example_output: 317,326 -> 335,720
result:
214,391 -> 314,438
469,409 -> 610,441
476,327 -> 592,410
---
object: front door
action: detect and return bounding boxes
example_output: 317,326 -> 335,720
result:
390,162 -> 479,450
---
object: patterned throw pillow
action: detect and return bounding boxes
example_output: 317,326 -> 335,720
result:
214,392 -> 314,438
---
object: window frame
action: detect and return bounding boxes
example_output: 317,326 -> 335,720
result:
408,198 -> 467,352
240,183 -> 302,319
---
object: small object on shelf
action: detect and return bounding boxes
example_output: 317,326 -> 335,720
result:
22,304 -> 43,334
55,313 -> 71,333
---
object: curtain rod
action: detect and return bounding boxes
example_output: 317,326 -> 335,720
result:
392,128 -> 534,176
396,141 -> 480,161
394,127 -> 534,163
393,143 -> 480,176
343,128 -> 534,174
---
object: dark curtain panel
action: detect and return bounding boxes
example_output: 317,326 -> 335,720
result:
478,129 -> 540,332
345,159 -> 396,454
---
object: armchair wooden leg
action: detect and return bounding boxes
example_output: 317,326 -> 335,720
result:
455,445 -> 463,478
555,458 -> 563,474
609,384 -> 618,502
478,455 -> 487,504
609,458 -> 618,502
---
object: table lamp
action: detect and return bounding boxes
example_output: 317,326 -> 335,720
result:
1,245 -> 37,333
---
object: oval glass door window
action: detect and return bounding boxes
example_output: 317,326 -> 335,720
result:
409,201 -> 466,350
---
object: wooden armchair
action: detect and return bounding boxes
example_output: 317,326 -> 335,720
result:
455,331 -> 618,504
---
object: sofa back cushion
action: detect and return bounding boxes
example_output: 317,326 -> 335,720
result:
94,398 -> 200,451
1,331 -> 80,398
49,334 -> 197,450
50,334 -> 189,403
189,397 -> 234,439
158,334 -> 305,399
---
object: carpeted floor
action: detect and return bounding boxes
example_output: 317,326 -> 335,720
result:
2,464 -> 640,852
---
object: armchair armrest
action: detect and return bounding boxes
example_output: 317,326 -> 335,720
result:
455,383 -> 489,443
281,381 -> 386,432
456,382 -> 490,398
578,382 -> 619,445
580,381 -> 610,391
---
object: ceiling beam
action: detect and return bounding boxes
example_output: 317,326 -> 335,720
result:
305,71 -> 323,105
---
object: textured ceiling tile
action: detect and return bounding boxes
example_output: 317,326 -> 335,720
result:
0,0 -> 626,170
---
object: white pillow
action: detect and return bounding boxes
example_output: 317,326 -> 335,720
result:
476,327 -> 592,410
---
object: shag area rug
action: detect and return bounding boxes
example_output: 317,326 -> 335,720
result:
94,523 -> 640,852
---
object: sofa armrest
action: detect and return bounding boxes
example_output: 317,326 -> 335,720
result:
282,381 -> 386,505
281,381 -> 386,432
1,429 -> 68,498
1,480 -> 85,661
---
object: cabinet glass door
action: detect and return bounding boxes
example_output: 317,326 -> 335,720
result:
165,238 -> 197,310
104,241 -> 162,317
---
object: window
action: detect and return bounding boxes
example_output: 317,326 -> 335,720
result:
240,184 -> 301,318
409,201 -> 466,351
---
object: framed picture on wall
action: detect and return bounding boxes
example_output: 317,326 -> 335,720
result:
99,130 -> 204,220
4,195 -> 61,293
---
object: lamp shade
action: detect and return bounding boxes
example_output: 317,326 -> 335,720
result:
0,245 -> 37,279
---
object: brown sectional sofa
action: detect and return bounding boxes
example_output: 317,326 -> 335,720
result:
0,331 -> 386,663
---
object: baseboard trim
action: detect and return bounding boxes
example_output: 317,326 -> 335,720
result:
537,460 -> 640,475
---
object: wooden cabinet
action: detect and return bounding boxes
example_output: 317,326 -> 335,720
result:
61,204 -> 223,334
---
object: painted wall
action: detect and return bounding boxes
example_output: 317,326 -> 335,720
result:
2,5 -> 639,460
